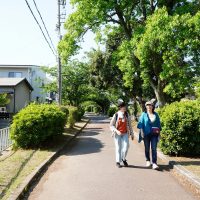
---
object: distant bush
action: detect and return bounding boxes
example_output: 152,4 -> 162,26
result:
107,106 -> 118,117
81,101 -> 101,113
159,100 -> 200,156
11,103 -> 67,148
59,106 -> 69,117
76,106 -> 85,121
65,106 -> 82,128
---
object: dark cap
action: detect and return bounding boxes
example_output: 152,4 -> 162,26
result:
118,101 -> 126,108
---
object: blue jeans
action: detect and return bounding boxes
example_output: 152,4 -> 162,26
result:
143,134 -> 158,164
114,133 -> 129,163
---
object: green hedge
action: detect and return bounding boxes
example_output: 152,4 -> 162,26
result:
107,106 -> 118,117
59,106 -> 69,117
66,106 -> 84,128
11,103 -> 67,148
77,106 -> 85,121
159,100 -> 200,156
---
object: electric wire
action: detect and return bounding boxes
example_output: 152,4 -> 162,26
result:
32,0 -> 57,54
24,0 -> 57,57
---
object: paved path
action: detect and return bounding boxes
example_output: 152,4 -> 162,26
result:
28,115 -> 196,200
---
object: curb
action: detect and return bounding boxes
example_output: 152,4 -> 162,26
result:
157,149 -> 200,190
8,119 -> 90,200
135,132 -> 200,191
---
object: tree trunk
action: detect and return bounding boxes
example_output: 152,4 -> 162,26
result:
154,87 -> 166,108
149,79 -> 166,108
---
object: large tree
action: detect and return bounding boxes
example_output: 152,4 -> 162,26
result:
59,0 -> 200,107
118,8 -> 200,106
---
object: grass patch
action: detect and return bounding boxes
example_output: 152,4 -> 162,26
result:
0,120 -> 88,200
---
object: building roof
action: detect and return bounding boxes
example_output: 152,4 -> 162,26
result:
0,65 -> 40,68
0,78 -> 33,90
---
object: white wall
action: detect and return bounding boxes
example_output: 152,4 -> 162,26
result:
0,68 -> 29,79
30,66 -> 47,102
0,66 -> 48,102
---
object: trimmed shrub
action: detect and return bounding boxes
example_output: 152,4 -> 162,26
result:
81,100 -> 101,113
107,106 -> 118,117
10,103 -> 67,148
66,106 -> 79,128
77,106 -> 85,121
59,106 -> 69,116
159,100 -> 200,156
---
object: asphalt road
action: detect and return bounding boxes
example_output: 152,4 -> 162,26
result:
27,115 -> 196,200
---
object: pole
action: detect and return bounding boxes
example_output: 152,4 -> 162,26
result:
57,0 -> 62,105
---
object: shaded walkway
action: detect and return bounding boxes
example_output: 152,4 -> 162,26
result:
27,115 -> 195,200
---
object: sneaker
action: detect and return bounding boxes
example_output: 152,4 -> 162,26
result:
152,163 -> 159,170
116,162 -> 122,168
122,159 -> 129,167
146,161 -> 151,167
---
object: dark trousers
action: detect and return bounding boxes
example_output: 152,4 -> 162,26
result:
143,134 -> 158,164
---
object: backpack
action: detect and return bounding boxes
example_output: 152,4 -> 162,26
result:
115,111 -> 128,121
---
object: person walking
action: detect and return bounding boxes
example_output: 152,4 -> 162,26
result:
110,101 -> 134,168
137,101 -> 161,170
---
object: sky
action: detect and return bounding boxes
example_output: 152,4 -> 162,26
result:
0,0 -> 97,66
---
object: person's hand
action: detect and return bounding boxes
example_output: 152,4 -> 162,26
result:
131,135 -> 134,140
116,130 -> 121,135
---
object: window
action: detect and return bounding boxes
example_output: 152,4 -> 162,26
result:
8,72 -> 22,78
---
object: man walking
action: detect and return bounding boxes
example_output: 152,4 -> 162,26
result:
110,101 -> 134,168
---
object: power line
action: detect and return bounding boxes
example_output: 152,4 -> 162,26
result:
32,0 -> 57,54
24,0 -> 57,57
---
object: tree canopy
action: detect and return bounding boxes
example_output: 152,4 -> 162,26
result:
58,0 -> 200,108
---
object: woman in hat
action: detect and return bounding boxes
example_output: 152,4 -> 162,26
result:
137,101 -> 161,170
110,101 -> 134,168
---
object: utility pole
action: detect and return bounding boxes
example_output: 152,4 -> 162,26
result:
57,0 -> 66,105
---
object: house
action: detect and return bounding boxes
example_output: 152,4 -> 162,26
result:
0,65 -> 48,102
0,78 -> 33,113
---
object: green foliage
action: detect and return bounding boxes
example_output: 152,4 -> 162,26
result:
81,101 -> 101,112
62,61 -> 90,106
0,93 -> 10,106
77,106 -> 85,121
59,0 -> 200,108
159,100 -> 200,156
107,106 -> 118,117
59,106 -> 69,116
118,8 -> 200,106
10,103 -> 67,148
66,106 -> 82,128
194,77 -> 200,99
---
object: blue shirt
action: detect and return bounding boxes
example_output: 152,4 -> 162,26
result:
137,112 -> 161,136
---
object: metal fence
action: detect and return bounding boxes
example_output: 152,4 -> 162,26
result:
0,127 -> 12,152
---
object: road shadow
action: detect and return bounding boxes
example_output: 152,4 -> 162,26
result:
91,120 -> 109,124
84,127 -> 103,131
170,160 -> 200,167
82,130 -> 101,136
126,165 -> 149,169
126,164 -> 172,172
175,160 -> 200,166
61,136 -> 104,156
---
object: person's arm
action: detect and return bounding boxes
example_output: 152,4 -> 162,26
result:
156,113 -> 162,131
127,115 -> 134,140
137,113 -> 144,130
110,114 -> 120,136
